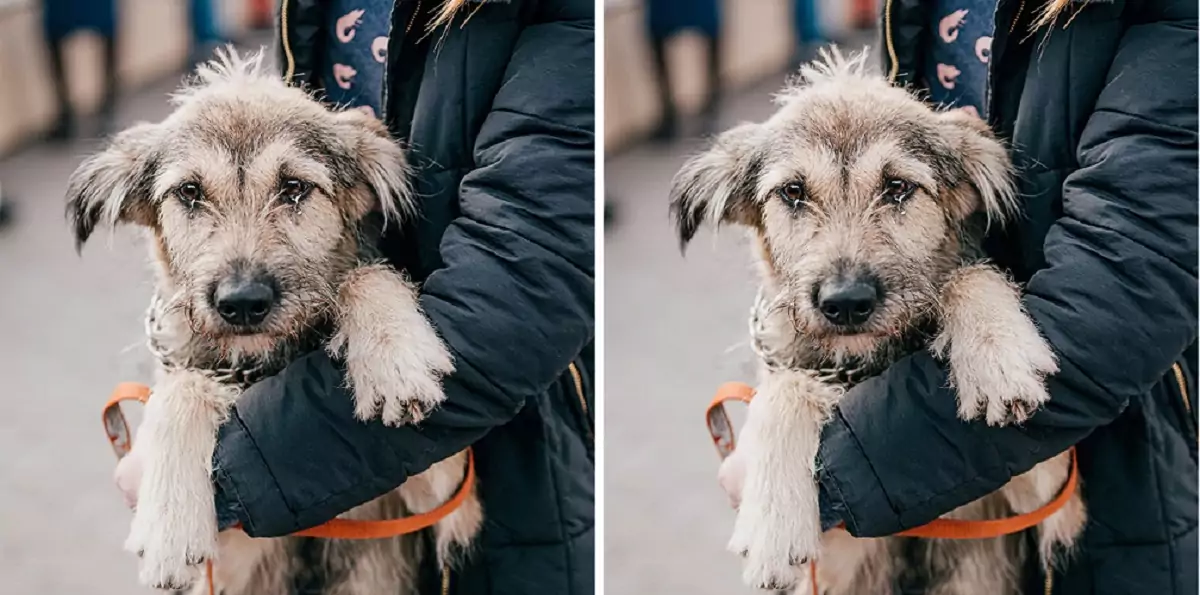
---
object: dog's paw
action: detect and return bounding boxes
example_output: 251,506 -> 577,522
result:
331,265 -> 455,427
935,265 -> 1059,426
337,335 -> 450,426
125,509 -> 215,590
727,502 -> 820,590
939,315 -> 1057,426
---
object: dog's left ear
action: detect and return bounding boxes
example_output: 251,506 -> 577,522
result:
65,122 -> 164,251
669,122 -> 766,250
936,109 -> 1018,227
332,108 -> 414,224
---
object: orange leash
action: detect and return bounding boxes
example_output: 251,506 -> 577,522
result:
706,382 -> 1080,595
103,382 -> 475,595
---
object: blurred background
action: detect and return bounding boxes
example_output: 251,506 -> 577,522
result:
0,1 -> 272,592
604,1 -> 880,593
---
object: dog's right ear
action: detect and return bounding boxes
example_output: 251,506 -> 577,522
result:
668,122 -> 765,250
65,122 -> 163,251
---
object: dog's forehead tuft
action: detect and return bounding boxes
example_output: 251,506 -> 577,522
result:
764,94 -> 958,183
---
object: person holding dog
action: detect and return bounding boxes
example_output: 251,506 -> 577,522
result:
721,0 -> 1196,593
114,0 -> 593,593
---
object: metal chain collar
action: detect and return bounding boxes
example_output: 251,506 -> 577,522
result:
747,287 -> 877,389
144,293 -> 268,390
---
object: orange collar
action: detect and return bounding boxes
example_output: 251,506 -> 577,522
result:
103,382 -> 474,595
706,381 -> 1079,594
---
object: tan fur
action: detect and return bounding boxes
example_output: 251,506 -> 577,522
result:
671,47 -> 1084,592
67,48 -> 479,594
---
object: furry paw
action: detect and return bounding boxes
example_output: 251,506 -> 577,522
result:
727,488 -> 821,590
934,265 -> 1059,426
728,507 -> 819,590
125,505 -> 216,590
936,316 -> 1057,426
331,265 -> 455,427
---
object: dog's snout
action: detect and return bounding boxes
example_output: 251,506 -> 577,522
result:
816,278 -> 879,327
214,273 -> 277,327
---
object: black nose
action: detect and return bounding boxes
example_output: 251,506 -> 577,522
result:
817,279 -> 879,326
214,276 -> 277,327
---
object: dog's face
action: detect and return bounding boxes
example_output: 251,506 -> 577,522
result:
66,50 -> 412,354
671,50 -> 1015,360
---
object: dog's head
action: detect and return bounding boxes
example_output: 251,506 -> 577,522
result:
670,48 -> 1016,361
66,48 -> 412,353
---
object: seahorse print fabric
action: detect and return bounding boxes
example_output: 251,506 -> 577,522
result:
322,0 -> 397,118
924,0 -> 997,118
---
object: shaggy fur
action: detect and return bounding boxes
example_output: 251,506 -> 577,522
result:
670,48 -> 1085,594
67,49 -> 481,594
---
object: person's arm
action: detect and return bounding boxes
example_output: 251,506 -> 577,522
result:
818,0 -> 1197,538
213,8 -> 595,538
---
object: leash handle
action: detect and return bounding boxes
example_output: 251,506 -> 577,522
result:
706,382 -> 755,460
103,382 -> 151,460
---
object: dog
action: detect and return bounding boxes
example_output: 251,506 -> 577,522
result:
66,49 -> 482,594
670,48 -> 1086,594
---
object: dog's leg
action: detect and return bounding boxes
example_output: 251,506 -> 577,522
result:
398,451 -> 483,566
329,264 -> 455,426
999,452 -> 1086,571
932,264 -> 1059,426
126,369 -> 238,589
727,368 -> 842,590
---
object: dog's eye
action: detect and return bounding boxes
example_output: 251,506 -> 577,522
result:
778,181 -> 807,209
882,178 -> 916,204
279,179 -> 312,205
177,182 -> 203,209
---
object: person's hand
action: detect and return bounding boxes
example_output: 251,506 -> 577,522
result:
113,446 -> 143,510
718,450 -> 747,509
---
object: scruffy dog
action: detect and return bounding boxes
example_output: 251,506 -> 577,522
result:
66,50 -> 481,594
670,49 -> 1085,594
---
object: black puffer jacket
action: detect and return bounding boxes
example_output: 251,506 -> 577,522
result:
210,1 -> 594,594
817,1 -> 1197,593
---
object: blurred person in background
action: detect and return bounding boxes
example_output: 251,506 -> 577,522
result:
645,0 -> 722,140
188,0 -> 227,67
722,0 -> 1198,593
247,0 -> 274,30
792,0 -> 828,65
42,0 -> 119,140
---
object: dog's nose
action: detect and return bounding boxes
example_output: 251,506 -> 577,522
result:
817,279 -> 878,326
214,276 -> 277,327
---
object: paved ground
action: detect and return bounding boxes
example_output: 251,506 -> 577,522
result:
0,46 -> 269,595
604,41 -> 880,595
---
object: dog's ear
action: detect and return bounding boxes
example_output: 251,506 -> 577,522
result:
669,122 -> 766,250
937,109 -> 1018,227
65,122 -> 164,251
332,108 -> 414,225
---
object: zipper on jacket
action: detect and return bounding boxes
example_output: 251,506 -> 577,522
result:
440,563 -> 451,595
280,0 -> 295,82
1173,362 -> 1191,414
568,362 -> 593,444
1044,571 -> 1053,595
883,0 -> 898,82
1009,0 -> 1026,34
